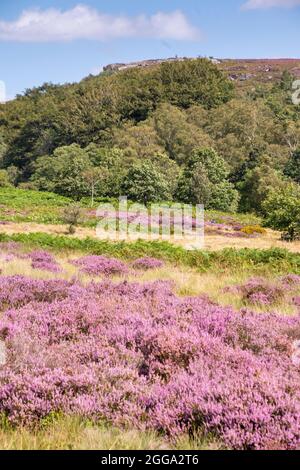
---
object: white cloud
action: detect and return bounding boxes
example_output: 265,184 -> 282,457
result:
242,0 -> 300,9
0,5 -> 200,42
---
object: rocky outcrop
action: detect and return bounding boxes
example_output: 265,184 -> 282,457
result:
103,56 -> 221,72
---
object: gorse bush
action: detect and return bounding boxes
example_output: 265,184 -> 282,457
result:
240,225 -> 267,235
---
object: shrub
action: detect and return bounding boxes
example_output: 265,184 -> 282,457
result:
71,255 -> 128,276
241,225 -> 267,235
0,170 -> 12,188
228,278 -> 285,306
263,183 -> 300,242
62,204 -> 84,234
132,257 -> 164,271
29,250 -> 61,273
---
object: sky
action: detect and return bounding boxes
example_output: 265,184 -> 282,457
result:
0,0 -> 299,100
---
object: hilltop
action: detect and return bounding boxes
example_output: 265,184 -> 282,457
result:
103,56 -> 300,86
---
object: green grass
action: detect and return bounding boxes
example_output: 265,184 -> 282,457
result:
1,231 -> 299,275
0,188 -> 70,224
0,187 -> 262,228
205,209 -> 262,226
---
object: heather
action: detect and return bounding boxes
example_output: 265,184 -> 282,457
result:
0,244 -> 61,274
227,278 -> 285,306
132,257 -> 164,271
29,251 -> 62,273
226,276 -> 300,308
70,255 -> 128,276
0,274 -> 299,449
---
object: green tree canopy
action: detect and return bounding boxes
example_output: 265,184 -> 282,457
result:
121,161 -> 171,204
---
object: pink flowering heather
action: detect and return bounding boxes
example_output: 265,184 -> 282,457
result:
132,257 -> 164,271
0,275 -> 299,449
281,275 -> 300,287
71,255 -> 128,277
29,250 -> 62,273
0,275 -> 71,310
227,278 -> 286,306
0,242 -> 27,261
293,297 -> 300,308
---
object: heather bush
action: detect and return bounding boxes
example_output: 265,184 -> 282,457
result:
71,255 -> 128,276
62,204 -> 84,234
293,297 -> 300,308
0,275 -> 299,449
0,276 -> 74,311
227,278 -> 286,306
281,274 -> 300,287
29,251 -> 61,273
132,257 -> 164,271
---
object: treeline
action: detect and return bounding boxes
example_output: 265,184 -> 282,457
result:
0,59 -> 300,223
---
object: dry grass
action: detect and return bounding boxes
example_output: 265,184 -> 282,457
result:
0,417 -> 167,450
203,230 -> 300,253
127,266 -> 299,316
0,416 -> 223,450
1,251 -> 299,316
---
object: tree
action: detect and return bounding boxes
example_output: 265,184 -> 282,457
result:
153,104 -> 213,164
62,203 -> 84,235
0,132 -> 7,167
207,98 -> 278,172
85,145 -> 129,197
176,148 -> 239,211
263,182 -> 300,241
7,165 -> 21,186
121,161 -> 171,204
284,148 -> 300,183
112,122 -> 163,159
177,162 -> 212,207
32,144 -> 91,199
159,59 -> 233,109
145,153 -> 180,196
82,167 -> 108,206
238,157 -> 286,213
0,170 -> 11,188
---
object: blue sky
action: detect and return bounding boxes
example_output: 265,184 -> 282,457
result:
0,0 -> 299,99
